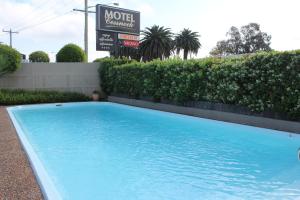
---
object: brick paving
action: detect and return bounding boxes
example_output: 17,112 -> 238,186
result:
0,107 -> 43,200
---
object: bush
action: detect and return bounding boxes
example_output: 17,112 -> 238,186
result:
0,44 -> 21,76
94,57 -> 134,94
98,50 -> 300,120
56,43 -> 86,62
29,51 -> 50,62
0,89 -> 90,105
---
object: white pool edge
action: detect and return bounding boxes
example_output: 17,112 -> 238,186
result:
7,107 -> 62,200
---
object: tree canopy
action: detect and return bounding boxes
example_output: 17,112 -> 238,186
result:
0,44 -> 21,76
174,29 -> 201,60
29,51 -> 50,62
56,43 -> 87,62
140,25 -> 173,61
210,23 -> 272,56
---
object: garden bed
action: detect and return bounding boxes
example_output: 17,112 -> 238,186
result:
0,89 -> 90,105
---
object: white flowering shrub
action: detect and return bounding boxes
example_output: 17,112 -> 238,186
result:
97,50 -> 300,120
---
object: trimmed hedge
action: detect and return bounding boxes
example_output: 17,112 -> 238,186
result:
94,57 -> 134,95
0,44 -> 21,76
29,51 -> 50,62
56,43 -> 86,62
98,50 -> 300,120
0,89 -> 90,105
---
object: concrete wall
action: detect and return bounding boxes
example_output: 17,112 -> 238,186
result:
108,96 -> 300,134
0,63 -> 101,95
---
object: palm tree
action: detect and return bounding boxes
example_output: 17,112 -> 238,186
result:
140,25 -> 173,61
174,29 -> 201,60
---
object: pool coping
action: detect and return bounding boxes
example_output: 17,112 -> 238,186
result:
7,106 -> 62,200
108,96 -> 300,134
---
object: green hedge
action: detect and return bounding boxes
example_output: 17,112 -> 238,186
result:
0,89 -> 90,105
98,50 -> 300,120
0,44 -> 21,76
29,51 -> 50,62
94,57 -> 134,95
56,43 -> 86,62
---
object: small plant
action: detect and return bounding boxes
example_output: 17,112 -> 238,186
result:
56,43 -> 87,62
29,51 -> 50,62
92,90 -> 100,101
0,44 -> 21,76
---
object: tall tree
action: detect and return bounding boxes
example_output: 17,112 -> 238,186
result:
174,29 -> 201,60
210,23 -> 272,56
140,25 -> 173,61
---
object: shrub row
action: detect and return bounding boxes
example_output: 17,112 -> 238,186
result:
0,89 -> 90,105
97,51 -> 300,120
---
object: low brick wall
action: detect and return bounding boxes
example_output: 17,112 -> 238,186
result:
0,63 -> 101,95
108,96 -> 300,134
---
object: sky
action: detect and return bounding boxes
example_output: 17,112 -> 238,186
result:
0,0 -> 300,62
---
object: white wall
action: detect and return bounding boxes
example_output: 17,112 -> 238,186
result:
0,63 -> 101,95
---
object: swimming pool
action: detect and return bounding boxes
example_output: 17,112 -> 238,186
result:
8,102 -> 300,200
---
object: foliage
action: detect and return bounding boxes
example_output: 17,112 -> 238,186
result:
174,29 -> 201,60
56,43 -> 87,62
210,23 -> 272,56
0,89 -> 90,105
29,51 -> 50,62
110,46 -> 141,60
94,57 -> 134,95
98,50 -> 300,120
0,44 -> 21,76
140,25 -> 173,61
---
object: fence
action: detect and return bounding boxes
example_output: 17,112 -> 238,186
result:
0,63 -> 101,95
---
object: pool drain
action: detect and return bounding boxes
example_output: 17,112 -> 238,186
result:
56,104 -> 62,107
298,148 -> 300,160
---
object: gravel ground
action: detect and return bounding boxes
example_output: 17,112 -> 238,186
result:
0,107 -> 43,200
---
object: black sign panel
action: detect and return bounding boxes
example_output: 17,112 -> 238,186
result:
96,4 -> 140,35
96,31 -> 117,51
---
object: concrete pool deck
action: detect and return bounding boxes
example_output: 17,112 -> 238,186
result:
0,107 -> 43,200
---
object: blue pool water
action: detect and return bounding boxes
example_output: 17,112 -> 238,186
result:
9,102 -> 300,200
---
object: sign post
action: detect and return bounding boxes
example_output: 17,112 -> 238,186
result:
96,4 -> 140,51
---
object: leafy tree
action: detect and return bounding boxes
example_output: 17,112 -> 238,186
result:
174,28 -> 201,60
56,43 -> 87,62
210,23 -> 272,56
140,25 -> 173,61
29,51 -> 50,62
0,44 -> 21,76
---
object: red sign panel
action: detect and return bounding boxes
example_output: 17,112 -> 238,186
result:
123,40 -> 139,48
118,33 -> 140,41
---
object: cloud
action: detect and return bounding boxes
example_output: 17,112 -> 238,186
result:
0,0 -> 89,61
137,3 -> 154,16
0,0 -> 299,61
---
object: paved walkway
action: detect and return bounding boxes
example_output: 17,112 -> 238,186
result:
0,107 -> 42,200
